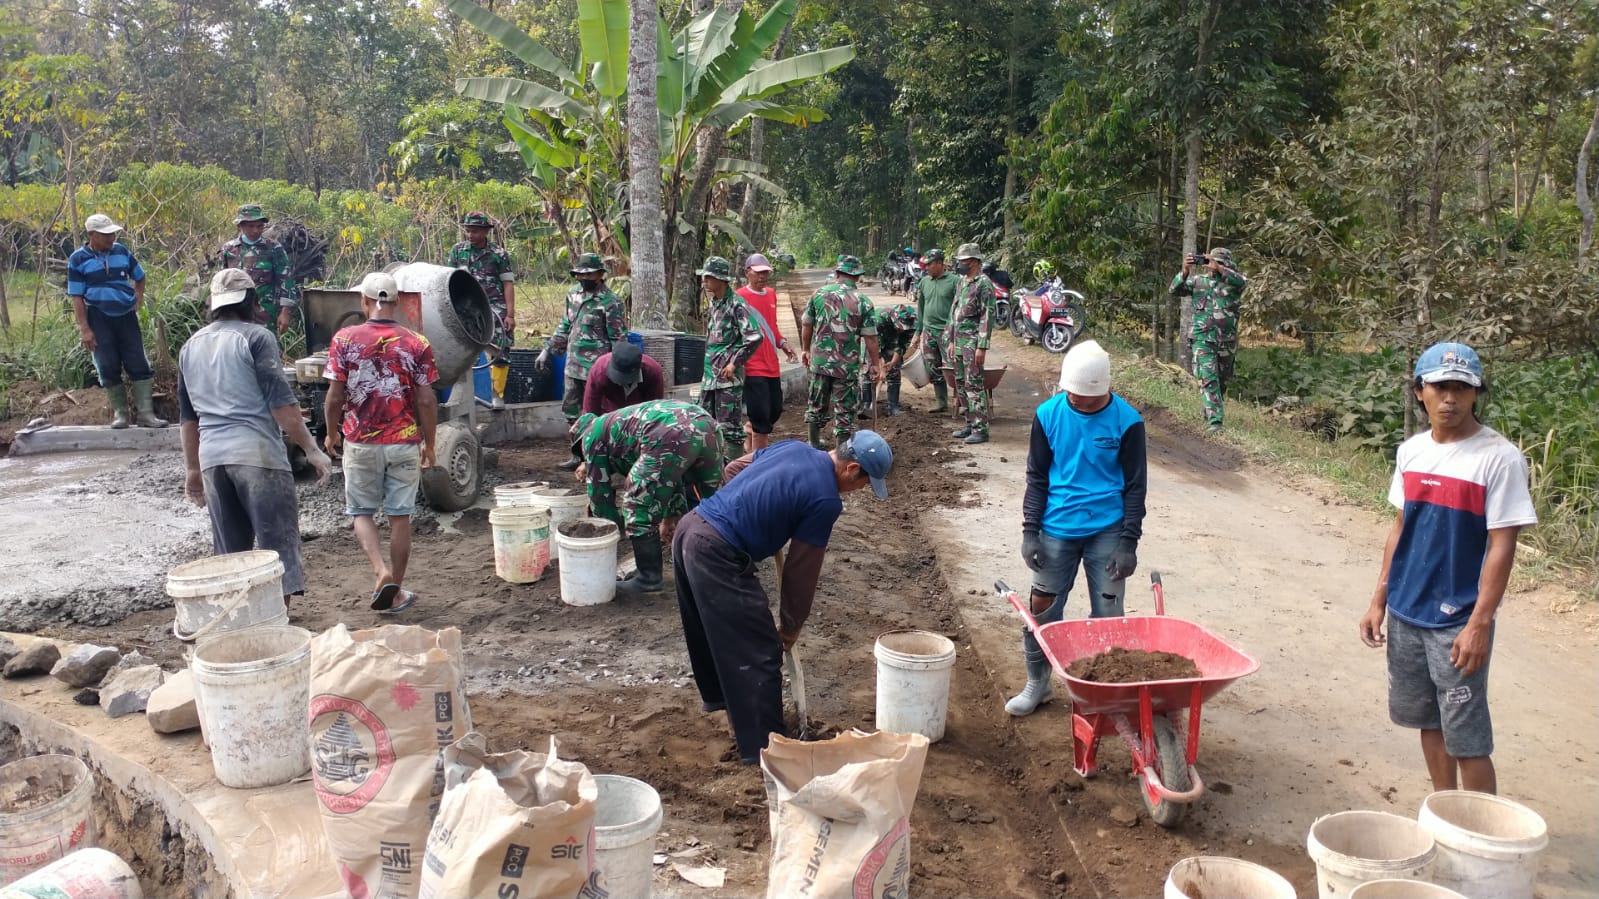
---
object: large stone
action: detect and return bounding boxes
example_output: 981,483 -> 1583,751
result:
146,670 -> 200,734
99,665 -> 164,718
51,644 -> 122,688
3,641 -> 62,678
0,636 -> 18,669
97,650 -> 156,687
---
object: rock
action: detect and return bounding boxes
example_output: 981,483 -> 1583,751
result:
1050,869 -> 1071,885
98,650 -> 156,687
0,636 -> 18,669
99,665 -> 164,718
51,644 -> 122,688
1109,805 -> 1140,828
146,670 -> 200,734
73,688 -> 100,705
3,642 -> 62,678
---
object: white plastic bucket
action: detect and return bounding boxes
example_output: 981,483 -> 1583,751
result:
489,505 -> 552,583
1419,791 -> 1547,899
190,625 -> 313,789
593,775 -> 664,899
532,486 -> 590,536
1165,856 -> 1297,899
555,518 -> 620,607
0,755 -> 96,885
1349,880 -> 1469,899
900,350 -> 931,388
0,848 -> 142,899
873,630 -> 957,742
1308,810 -> 1437,899
493,481 -> 548,507
166,550 -> 287,643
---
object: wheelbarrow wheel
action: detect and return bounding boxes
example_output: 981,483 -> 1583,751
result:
1143,715 -> 1190,828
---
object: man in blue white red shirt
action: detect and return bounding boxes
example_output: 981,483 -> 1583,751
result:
67,214 -> 166,429
1359,342 -> 1537,794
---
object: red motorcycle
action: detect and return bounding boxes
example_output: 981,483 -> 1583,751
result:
1011,279 -> 1088,353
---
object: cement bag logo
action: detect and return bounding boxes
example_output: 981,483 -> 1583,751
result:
310,693 -> 397,813
853,817 -> 910,899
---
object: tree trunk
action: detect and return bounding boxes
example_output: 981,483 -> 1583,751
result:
903,114 -> 918,249
1165,142 -> 1181,361
1577,94 -> 1599,270
1476,139 -> 1493,227
738,22 -> 794,248
627,0 -> 668,328
1001,12 -> 1021,247
1179,0 -> 1221,372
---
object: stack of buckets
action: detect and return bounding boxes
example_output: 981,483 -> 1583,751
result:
490,482 -> 621,607
491,482 -> 554,584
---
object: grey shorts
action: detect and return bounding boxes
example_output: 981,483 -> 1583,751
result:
202,465 -> 305,595
1387,616 -> 1494,758
342,441 -> 422,516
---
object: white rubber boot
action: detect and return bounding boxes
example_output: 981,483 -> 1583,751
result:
1005,660 -> 1055,716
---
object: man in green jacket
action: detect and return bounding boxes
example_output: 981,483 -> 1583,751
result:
697,256 -> 764,461
946,242 -> 996,444
908,248 -> 958,413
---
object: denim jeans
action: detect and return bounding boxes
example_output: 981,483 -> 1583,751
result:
87,306 -> 153,387
1022,524 -> 1127,672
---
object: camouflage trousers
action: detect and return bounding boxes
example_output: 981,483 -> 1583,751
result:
591,446 -> 723,538
920,331 -> 949,380
806,373 -> 860,445
860,347 -> 901,396
953,342 -> 989,435
1192,337 -> 1235,427
562,378 -> 585,421
489,299 -> 514,356
262,300 -> 305,358
698,386 -> 745,458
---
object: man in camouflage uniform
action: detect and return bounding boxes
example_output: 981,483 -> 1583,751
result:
801,255 -> 880,449
1169,247 -> 1247,434
859,302 -> 917,418
219,204 -> 298,345
571,400 -> 723,596
540,251 -> 628,469
909,248 -> 957,414
697,256 -> 764,461
945,242 -> 996,444
447,211 -> 516,407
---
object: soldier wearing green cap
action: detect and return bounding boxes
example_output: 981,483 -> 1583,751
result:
1170,246 -> 1247,433
801,255 -> 880,448
540,251 -> 629,470
448,211 -> 518,406
697,256 -> 764,460
945,242 -> 996,444
909,247 -> 958,413
218,204 -> 299,344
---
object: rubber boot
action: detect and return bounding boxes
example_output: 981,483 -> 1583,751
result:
558,419 -> 581,471
886,382 -> 903,416
616,533 -> 665,595
929,380 -> 949,414
1005,657 -> 1055,716
807,423 -> 825,450
490,362 -> 509,409
857,384 -> 873,419
106,387 -> 131,430
130,379 -> 168,428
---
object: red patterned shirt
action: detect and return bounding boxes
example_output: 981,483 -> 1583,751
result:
324,320 -> 438,444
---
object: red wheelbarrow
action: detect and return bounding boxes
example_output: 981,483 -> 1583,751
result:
995,573 -> 1259,827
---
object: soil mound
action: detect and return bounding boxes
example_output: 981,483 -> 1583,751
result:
1066,648 -> 1200,683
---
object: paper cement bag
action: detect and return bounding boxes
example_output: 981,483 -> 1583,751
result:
418,732 -> 600,899
761,730 -> 930,899
309,624 -> 472,899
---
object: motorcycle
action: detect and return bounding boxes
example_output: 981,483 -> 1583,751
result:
879,258 -> 908,295
903,257 -> 923,294
983,263 -> 1014,329
1012,278 -> 1088,353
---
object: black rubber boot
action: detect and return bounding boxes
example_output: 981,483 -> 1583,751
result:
807,423 -> 825,450
857,384 -> 873,419
929,380 -> 949,413
616,533 -> 665,595
886,382 -> 903,416
557,450 -> 581,471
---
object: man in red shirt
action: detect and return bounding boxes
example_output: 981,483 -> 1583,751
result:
736,253 -> 799,450
323,272 -> 440,614
582,342 -> 666,415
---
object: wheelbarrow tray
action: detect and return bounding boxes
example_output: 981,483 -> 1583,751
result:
1033,615 -> 1259,717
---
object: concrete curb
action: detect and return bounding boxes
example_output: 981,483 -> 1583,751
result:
8,424 -> 182,457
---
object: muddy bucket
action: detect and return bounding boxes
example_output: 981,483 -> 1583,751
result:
1349,880 -> 1469,899
191,625 -> 312,789
532,486 -> 590,538
1165,856 -> 1296,899
1418,791 -> 1547,899
489,505 -> 552,584
556,518 -> 620,606
873,630 -> 957,742
900,350 -> 931,388
166,550 -> 288,643
0,848 -> 142,899
1308,810 -> 1437,899
493,481 -> 548,507
593,775 -> 663,899
0,755 -> 96,885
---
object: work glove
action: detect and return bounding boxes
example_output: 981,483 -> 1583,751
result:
1105,538 -> 1138,581
535,347 -> 551,369
305,448 -> 334,486
1021,531 -> 1045,572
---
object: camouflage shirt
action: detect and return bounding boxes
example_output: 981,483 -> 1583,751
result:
580,400 -> 723,525
447,241 -> 515,308
701,286 -> 763,390
802,280 -> 877,379
549,285 -> 628,381
946,273 -> 995,349
1170,267 -> 1246,343
219,236 -> 297,309
875,303 -> 918,358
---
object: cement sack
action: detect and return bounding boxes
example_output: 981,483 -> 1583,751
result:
309,624 -> 472,899
761,730 -> 930,899
419,732 -> 599,899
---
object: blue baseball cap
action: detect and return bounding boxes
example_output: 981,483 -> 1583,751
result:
846,429 -> 893,499
1415,342 -> 1483,388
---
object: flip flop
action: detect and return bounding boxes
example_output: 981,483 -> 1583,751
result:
380,590 -> 417,615
370,583 -> 401,611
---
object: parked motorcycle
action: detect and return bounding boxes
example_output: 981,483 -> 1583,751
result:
1012,278 -> 1088,353
903,256 -> 923,294
880,258 -> 908,295
983,263 -> 1014,329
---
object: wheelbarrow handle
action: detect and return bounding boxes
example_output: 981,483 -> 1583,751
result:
1150,570 -> 1166,617
995,580 -> 1044,635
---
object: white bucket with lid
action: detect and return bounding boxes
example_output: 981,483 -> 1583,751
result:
489,505 -> 552,583
190,625 -> 313,788
1349,880 -> 1469,899
1307,810 -> 1437,899
0,848 -> 142,898
1165,856 -> 1297,899
0,755 -> 96,885
873,630 -> 957,742
1418,791 -> 1547,899
532,486 -> 590,536
493,481 -> 548,507
166,550 -> 288,643
593,775 -> 664,899
555,518 -> 620,607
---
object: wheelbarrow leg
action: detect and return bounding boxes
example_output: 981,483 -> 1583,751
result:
1072,710 -> 1104,777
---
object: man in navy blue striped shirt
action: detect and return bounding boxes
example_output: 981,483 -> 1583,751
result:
67,214 -> 167,428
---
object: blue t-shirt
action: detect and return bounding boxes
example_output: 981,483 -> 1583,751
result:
1035,392 -> 1143,540
697,440 -> 842,560
67,242 -> 145,316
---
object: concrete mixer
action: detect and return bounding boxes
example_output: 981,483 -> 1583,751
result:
289,262 -> 496,512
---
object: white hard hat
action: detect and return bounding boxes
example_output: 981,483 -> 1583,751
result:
1059,340 -> 1111,396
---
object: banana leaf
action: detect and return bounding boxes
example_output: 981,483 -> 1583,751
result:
456,77 -> 589,121
719,47 -> 856,104
714,158 -> 771,175
577,0 -> 628,98
443,0 -> 577,87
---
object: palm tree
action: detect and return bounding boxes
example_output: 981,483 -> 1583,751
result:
627,0 -> 667,327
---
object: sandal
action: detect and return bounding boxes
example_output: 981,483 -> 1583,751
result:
380,590 -> 418,615
370,583 -> 401,611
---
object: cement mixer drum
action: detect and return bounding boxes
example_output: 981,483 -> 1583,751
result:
390,262 -> 496,384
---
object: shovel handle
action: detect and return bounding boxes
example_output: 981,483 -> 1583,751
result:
996,579 -> 1044,635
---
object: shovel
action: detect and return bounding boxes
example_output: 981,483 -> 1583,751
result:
774,545 -> 812,740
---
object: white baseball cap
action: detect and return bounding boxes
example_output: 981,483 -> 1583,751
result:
209,268 -> 255,310
360,272 -> 400,303
85,214 -> 123,234
1059,340 -> 1111,396
745,253 -> 773,272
